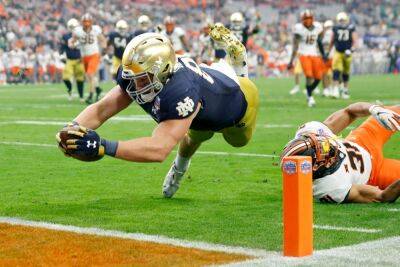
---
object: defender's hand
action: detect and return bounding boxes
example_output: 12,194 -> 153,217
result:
287,62 -> 293,70
369,105 -> 400,131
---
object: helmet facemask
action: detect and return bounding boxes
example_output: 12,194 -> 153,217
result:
122,64 -> 165,104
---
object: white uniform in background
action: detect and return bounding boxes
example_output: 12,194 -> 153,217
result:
323,29 -> 334,58
293,22 -> 323,56
295,121 -> 372,203
198,33 -> 214,63
73,25 -> 102,56
162,27 -> 186,53
8,49 -> 26,69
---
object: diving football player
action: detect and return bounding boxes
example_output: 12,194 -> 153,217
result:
57,25 -> 259,198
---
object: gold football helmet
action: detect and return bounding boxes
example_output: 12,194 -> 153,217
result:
336,12 -> 349,26
121,32 -> 176,104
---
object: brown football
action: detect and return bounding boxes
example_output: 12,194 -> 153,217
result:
58,126 -> 103,162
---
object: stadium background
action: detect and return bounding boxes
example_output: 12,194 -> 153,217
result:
0,0 -> 399,85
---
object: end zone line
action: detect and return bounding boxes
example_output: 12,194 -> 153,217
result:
0,141 -> 278,158
0,217 -> 271,258
313,224 -> 381,233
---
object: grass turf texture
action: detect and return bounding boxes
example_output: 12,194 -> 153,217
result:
0,74 -> 399,251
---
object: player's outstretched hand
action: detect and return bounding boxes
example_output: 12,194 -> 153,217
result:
56,123 -> 104,161
287,62 -> 293,70
369,105 -> 400,131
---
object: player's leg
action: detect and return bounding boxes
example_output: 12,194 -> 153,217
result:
84,54 -> 100,104
372,158 -> 400,190
162,130 -> 214,198
74,60 -> 86,102
111,56 -> 121,80
341,55 -> 352,99
322,59 -> 332,97
299,56 -> 317,107
62,59 -> 73,100
222,77 -> 259,147
290,60 -> 302,95
332,52 -> 343,99
209,23 -> 248,77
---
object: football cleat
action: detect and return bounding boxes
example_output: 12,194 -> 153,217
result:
289,85 -> 300,95
162,163 -> 188,198
331,86 -> 340,99
314,88 -> 321,95
341,89 -> 350,99
307,96 -> 316,107
322,88 -> 331,97
209,23 -> 245,63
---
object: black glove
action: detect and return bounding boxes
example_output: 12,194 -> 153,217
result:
65,126 -> 105,159
287,61 -> 293,70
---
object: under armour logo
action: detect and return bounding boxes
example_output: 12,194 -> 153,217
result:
176,97 -> 194,117
87,141 -> 97,148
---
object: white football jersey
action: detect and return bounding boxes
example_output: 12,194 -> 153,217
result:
25,54 -> 36,68
74,25 -> 102,56
8,49 -> 26,67
162,27 -> 186,52
322,29 -> 333,58
294,121 -> 372,203
293,22 -> 323,56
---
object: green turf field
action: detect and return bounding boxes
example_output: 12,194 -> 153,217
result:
0,74 -> 399,251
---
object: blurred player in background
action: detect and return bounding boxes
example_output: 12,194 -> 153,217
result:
8,45 -> 25,84
133,15 -> 153,37
70,13 -> 106,104
0,49 -> 6,85
288,10 -> 326,107
228,12 -> 259,49
61,18 -> 85,101
330,12 -> 357,99
24,48 -> 36,84
289,58 -> 303,95
108,20 -> 130,79
198,21 -> 214,64
322,20 -> 334,97
162,16 -> 189,54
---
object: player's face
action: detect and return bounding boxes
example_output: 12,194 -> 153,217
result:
82,19 -> 92,31
302,16 -> 313,28
165,22 -> 175,33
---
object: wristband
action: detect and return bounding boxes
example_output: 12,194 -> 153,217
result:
101,139 -> 119,157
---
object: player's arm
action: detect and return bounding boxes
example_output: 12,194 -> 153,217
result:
74,85 -> 132,129
351,30 -> 357,51
98,33 -> 107,49
328,30 -> 334,54
317,31 -> 327,60
345,180 -> 400,203
180,35 -> 190,52
323,102 -> 400,134
68,34 -> 79,49
115,104 -> 200,162
288,34 -> 300,68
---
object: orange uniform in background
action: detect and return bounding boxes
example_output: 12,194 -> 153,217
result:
299,55 -> 325,80
82,53 -> 100,75
346,106 -> 400,189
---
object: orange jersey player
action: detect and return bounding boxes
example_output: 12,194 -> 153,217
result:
281,102 -> 400,204
288,10 -> 327,107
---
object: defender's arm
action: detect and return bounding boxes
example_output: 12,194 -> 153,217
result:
346,180 -> 400,203
323,102 -> 400,134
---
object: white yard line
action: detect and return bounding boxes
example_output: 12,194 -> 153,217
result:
0,217 -> 270,257
220,236 -> 400,266
388,208 -> 400,212
313,224 -> 381,233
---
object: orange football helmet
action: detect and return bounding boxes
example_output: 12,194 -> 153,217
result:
301,9 -> 314,28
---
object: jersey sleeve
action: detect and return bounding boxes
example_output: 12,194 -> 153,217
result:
93,25 -> 102,35
293,23 -> 303,35
175,27 -> 185,37
295,121 -> 335,138
158,86 -> 200,122
313,174 -> 352,203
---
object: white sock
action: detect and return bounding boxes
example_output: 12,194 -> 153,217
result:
174,154 -> 190,172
